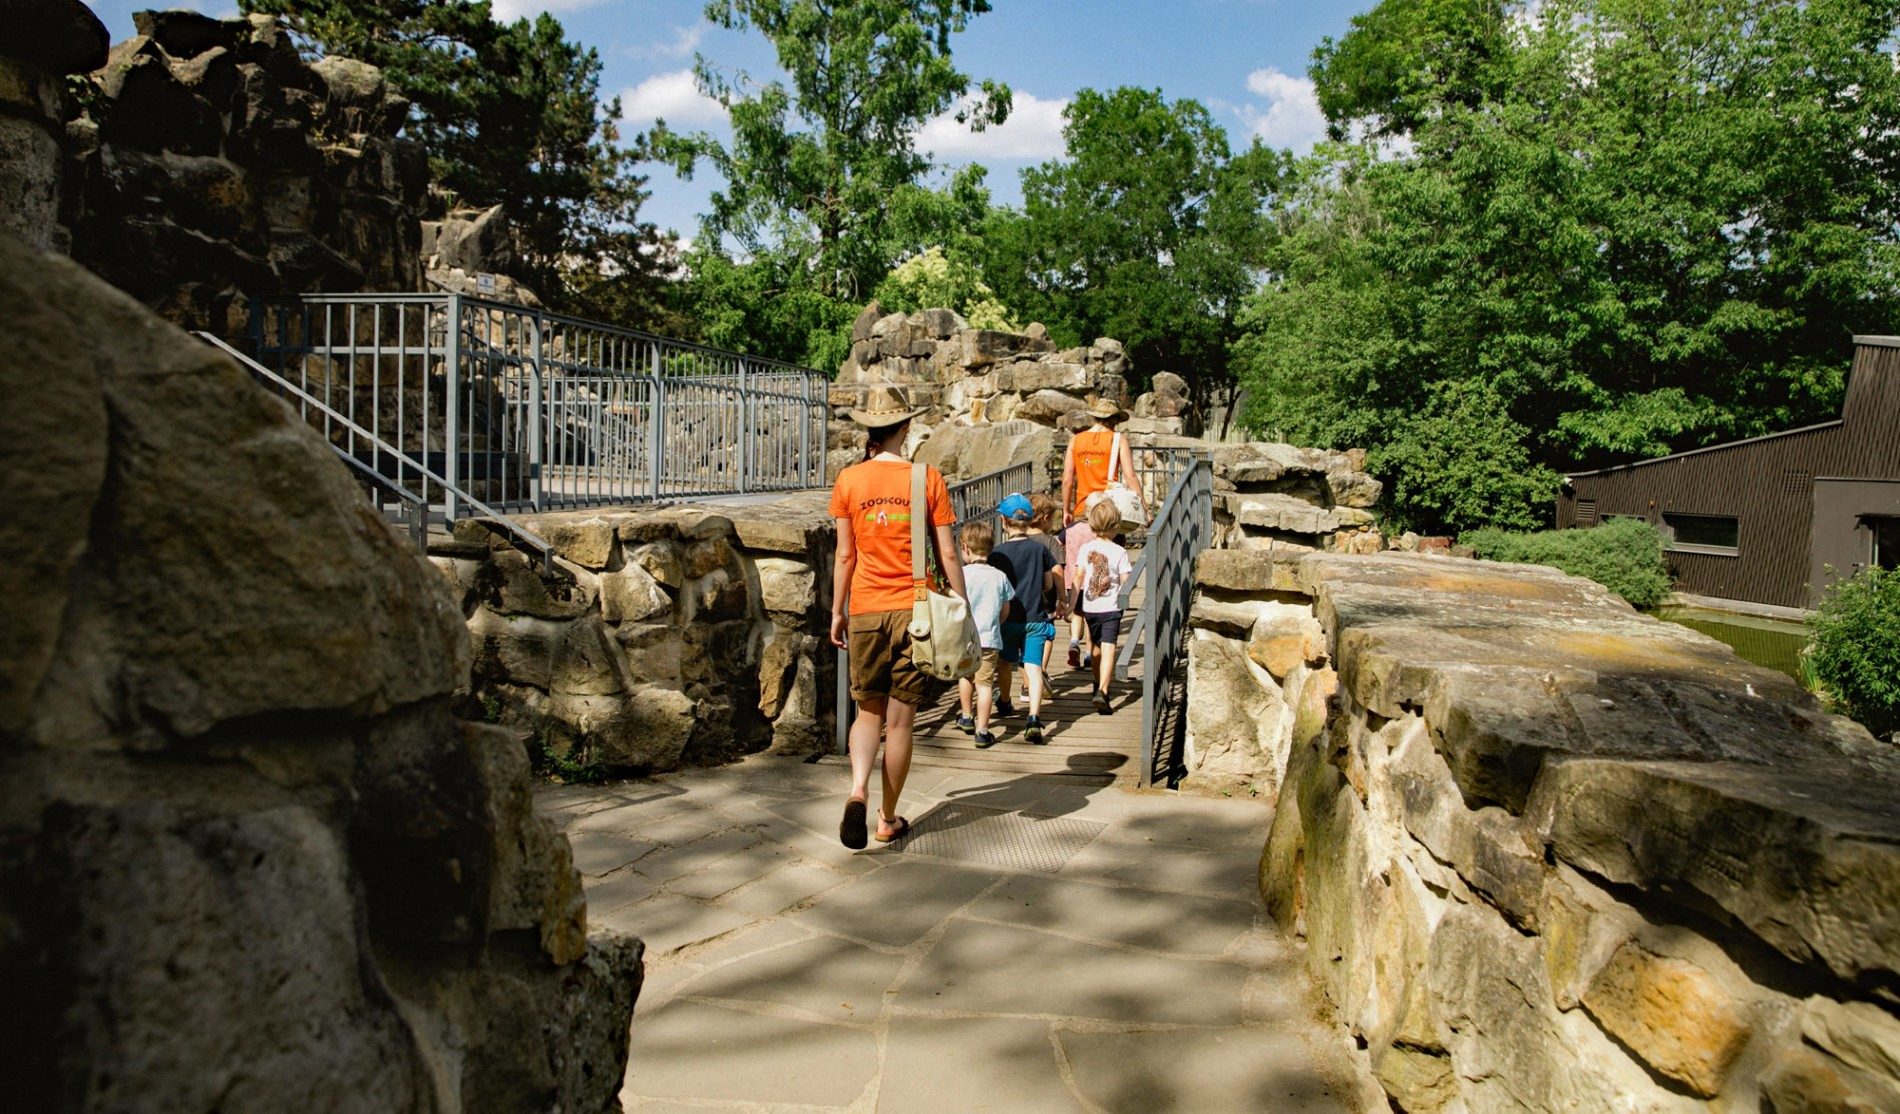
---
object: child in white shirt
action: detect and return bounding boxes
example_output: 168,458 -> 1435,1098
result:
955,521 -> 1014,748
1076,500 -> 1134,714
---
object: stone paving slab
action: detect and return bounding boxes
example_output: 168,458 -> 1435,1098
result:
537,754 -> 1379,1111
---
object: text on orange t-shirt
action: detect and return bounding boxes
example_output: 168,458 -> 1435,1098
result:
828,459 -> 956,615
1070,429 -> 1114,516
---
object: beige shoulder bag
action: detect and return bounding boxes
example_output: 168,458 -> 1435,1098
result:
907,464 -> 981,680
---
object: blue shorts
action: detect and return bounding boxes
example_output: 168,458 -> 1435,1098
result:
1001,621 -> 1057,666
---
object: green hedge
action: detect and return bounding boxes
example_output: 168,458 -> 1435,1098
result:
1460,519 -> 1672,609
1808,566 -> 1900,740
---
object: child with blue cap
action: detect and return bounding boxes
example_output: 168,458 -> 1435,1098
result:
989,492 -> 1062,742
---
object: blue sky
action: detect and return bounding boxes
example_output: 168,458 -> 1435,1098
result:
84,1 -> 1373,237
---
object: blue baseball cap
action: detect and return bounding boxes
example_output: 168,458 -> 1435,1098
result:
999,493 -> 1036,521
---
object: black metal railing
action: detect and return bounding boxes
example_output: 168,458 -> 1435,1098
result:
1114,454 -> 1213,786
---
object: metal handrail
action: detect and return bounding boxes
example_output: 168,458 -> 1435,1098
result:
1127,455 -> 1213,787
195,331 -> 559,568
254,293 -> 830,517
330,443 -> 431,553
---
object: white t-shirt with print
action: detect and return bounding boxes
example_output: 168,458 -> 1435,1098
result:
1076,538 -> 1132,614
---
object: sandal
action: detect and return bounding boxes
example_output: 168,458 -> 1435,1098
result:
874,816 -> 911,843
840,798 -> 868,849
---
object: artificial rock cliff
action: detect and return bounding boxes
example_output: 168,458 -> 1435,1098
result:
0,233 -> 639,1111
1192,548 -> 1900,1111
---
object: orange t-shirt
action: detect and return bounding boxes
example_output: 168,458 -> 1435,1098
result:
829,459 -> 956,615
1070,429 -> 1115,516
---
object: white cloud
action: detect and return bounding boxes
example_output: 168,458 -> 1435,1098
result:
491,0 -> 608,20
621,69 -> 727,127
919,91 -> 1068,161
627,24 -> 705,60
1237,67 -> 1327,155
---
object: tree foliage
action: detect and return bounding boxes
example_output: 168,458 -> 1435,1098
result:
983,87 -> 1284,414
1239,0 -> 1900,534
244,0 -> 673,324
655,0 -> 1008,303
1462,518 -> 1672,608
1808,566 -> 1900,739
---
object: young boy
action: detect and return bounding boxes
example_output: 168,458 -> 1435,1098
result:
990,493 -> 1061,743
954,521 -> 1013,749
1026,492 -> 1068,699
1076,500 -> 1134,715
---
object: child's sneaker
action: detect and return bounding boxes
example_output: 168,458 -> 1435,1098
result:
994,697 -> 1016,718
974,730 -> 998,749
1066,641 -> 1081,669
955,714 -> 975,735
1026,716 -> 1046,744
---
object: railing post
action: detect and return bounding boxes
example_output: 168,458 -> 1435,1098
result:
443,293 -> 462,521
529,311 -> 545,512
648,344 -> 664,502
737,358 -> 751,494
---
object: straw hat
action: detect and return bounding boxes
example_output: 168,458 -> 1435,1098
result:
849,385 -> 924,428
1086,397 -> 1126,421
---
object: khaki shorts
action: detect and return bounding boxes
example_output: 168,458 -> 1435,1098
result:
974,648 -> 1000,687
847,609 -> 927,708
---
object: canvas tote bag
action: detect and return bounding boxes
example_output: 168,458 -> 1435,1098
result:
1087,431 -> 1147,526
906,464 -> 981,680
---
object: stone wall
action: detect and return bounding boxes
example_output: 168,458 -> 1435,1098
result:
443,496 -> 836,776
63,10 -> 426,331
1209,442 -> 1384,554
1192,547 -> 1900,1111
1,234 -> 638,1110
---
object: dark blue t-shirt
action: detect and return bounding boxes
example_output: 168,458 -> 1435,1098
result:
990,537 -> 1058,625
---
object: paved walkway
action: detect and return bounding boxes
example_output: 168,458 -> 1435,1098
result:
538,756 -> 1377,1112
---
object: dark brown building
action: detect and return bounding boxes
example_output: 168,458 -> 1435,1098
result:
1558,336 -> 1900,611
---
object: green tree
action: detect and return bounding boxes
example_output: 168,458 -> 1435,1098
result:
1309,0 -> 1509,139
1240,0 -> 1900,533
244,0 -> 673,324
655,0 -> 1009,303
984,87 -> 1284,418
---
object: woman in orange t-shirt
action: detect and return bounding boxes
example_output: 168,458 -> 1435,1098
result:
827,386 -> 965,850
1060,398 -> 1144,668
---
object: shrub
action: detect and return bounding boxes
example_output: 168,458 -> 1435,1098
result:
1807,567 -> 1900,740
1460,519 -> 1672,609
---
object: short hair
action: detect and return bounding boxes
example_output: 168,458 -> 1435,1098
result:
1028,492 -> 1061,530
959,520 -> 995,558
1087,499 -> 1123,536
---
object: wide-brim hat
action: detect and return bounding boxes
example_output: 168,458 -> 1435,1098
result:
1086,397 -> 1126,420
849,385 -> 924,429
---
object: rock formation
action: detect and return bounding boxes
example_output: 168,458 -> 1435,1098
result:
0,0 -> 107,253
447,496 -> 837,776
1208,442 -> 1384,554
1194,547 -> 1900,1111
62,10 -> 427,332
0,233 -> 639,1111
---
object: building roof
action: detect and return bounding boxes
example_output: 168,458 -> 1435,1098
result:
1565,420 -> 1845,479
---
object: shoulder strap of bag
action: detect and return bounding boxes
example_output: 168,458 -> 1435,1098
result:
910,463 -> 927,599
1107,431 -> 1122,483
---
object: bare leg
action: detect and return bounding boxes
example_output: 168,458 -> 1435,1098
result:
957,678 -> 973,718
1096,639 -> 1116,697
1026,663 -> 1046,719
847,697 -> 886,803
976,678 -> 994,734
879,697 -> 917,834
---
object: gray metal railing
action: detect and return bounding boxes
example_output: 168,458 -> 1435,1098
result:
252,293 -> 829,520
196,332 -> 559,567
1114,454 -> 1213,787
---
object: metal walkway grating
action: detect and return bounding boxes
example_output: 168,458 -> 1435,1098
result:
891,803 -> 1106,873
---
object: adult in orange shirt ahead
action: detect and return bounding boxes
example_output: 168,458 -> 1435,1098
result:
1060,398 -> 1145,667
828,386 -> 965,850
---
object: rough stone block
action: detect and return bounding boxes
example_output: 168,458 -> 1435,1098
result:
539,516 -> 616,569
1580,942 -> 1751,1097
755,556 -> 817,615
599,562 -> 672,623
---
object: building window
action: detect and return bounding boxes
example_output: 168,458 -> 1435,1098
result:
1872,516 -> 1900,571
1662,512 -> 1740,556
